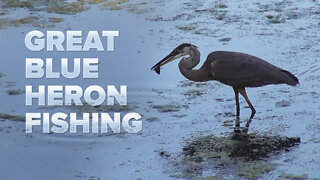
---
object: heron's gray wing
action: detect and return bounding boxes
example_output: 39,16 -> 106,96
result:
208,51 -> 285,87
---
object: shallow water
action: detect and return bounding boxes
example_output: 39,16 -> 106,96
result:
0,0 -> 320,179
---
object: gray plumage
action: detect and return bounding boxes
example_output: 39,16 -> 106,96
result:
204,51 -> 299,87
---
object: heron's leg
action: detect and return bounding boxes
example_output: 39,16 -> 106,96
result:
238,88 -> 256,133
238,88 -> 256,119
233,87 -> 240,128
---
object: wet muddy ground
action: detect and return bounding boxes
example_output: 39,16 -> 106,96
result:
0,0 -> 320,179
174,133 -> 300,179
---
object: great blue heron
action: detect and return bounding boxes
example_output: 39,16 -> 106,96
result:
151,43 -> 299,132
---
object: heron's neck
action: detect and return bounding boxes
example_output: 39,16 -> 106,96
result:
178,48 -> 210,82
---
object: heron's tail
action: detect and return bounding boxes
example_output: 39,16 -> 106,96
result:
280,70 -> 299,86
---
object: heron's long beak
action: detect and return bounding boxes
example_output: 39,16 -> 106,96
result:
151,52 -> 187,74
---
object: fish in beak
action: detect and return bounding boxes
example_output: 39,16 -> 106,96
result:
151,51 -> 187,74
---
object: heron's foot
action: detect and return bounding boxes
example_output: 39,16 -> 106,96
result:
235,116 -> 241,127
233,126 -> 249,134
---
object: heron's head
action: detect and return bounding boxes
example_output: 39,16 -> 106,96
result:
151,43 -> 197,74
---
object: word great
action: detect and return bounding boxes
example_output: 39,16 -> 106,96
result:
25,30 -> 119,51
